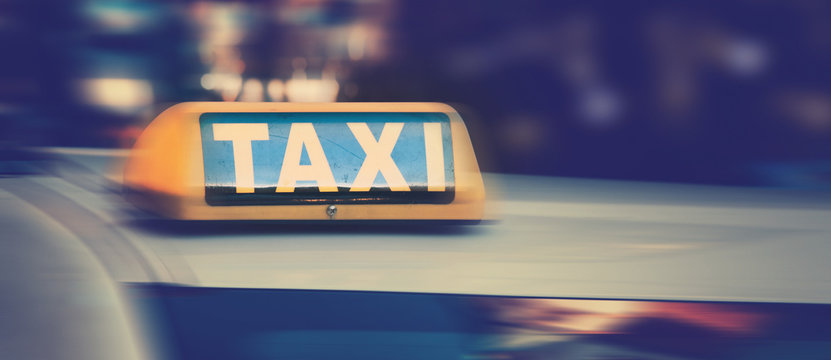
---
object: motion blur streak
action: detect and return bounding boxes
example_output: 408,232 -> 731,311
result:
0,183 -> 149,360
3,0 -> 831,359
130,284 -> 831,360
80,78 -> 154,114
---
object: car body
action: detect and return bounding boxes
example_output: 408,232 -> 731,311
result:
2,147 -> 831,359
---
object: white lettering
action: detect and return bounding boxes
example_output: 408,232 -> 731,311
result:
348,122 -> 410,192
213,123 -> 269,193
276,123 -> 338,192
423,123 -> 445,191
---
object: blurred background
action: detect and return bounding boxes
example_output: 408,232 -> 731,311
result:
3,0 -> 831,188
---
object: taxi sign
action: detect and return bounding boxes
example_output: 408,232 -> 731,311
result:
124,103 -> 485,221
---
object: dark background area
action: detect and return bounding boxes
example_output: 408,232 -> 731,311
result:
3,0 -> 831,188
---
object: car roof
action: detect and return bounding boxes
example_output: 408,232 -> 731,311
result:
8,147 -> 831,304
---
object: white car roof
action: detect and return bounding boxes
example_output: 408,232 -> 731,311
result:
8,148 -> 831,304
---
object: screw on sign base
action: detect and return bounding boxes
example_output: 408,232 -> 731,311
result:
326,205 -> 337,220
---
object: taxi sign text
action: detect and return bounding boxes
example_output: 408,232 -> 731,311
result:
200,112 -> 455,205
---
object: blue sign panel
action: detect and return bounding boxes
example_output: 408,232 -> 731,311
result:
200,112 -> 455,205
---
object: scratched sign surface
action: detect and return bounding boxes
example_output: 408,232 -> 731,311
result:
200,112 -> 455,205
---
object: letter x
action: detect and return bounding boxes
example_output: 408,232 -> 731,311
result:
347,122 -> 410,192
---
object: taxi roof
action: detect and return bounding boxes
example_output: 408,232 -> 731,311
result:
7,147 -> 831,304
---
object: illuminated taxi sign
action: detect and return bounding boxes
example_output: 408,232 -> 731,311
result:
202,113 -> 454,205
124,102 -> 484,221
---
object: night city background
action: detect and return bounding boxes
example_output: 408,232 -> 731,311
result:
3,0 -> 831,187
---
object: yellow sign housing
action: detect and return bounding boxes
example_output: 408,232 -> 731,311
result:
124,102 -> 485,221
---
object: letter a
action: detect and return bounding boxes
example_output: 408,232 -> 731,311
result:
276,123 -> 338,192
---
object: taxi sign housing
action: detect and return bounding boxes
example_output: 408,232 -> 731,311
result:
124,102 -> 485,221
